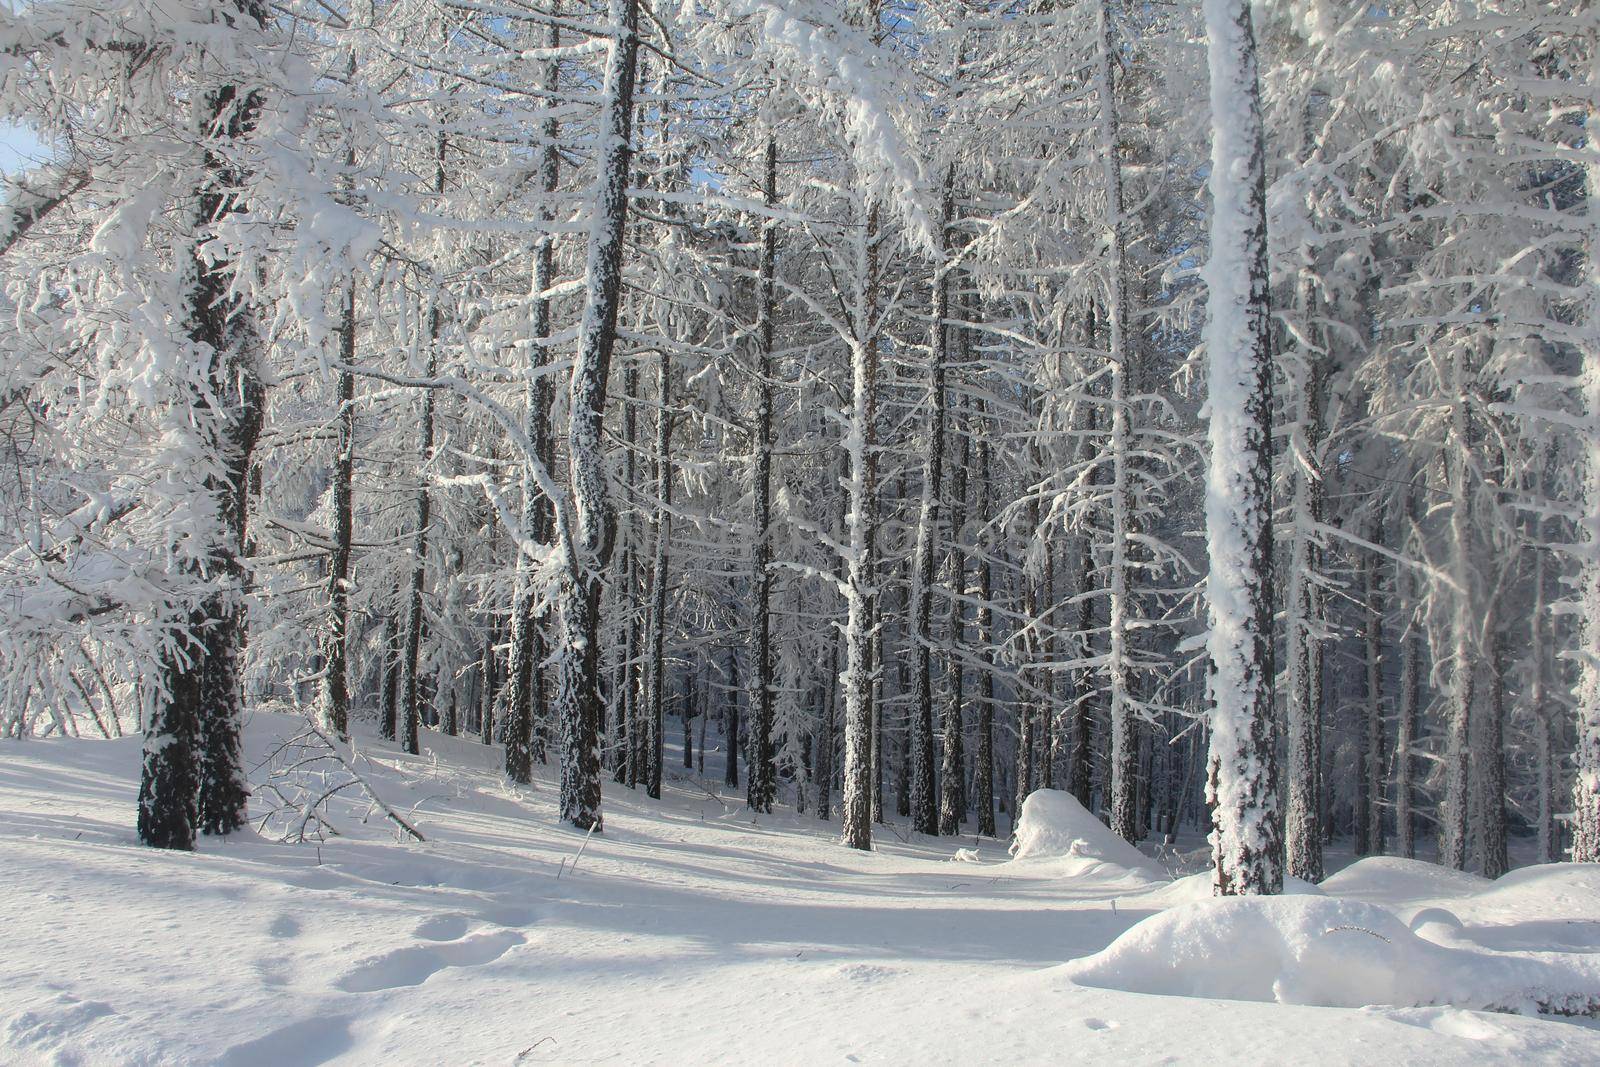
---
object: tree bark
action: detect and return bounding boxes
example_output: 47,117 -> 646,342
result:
557,0 -> 640,831
1200,0 -> 1281,895
505,16 -> 562,783
841,200 -> 882,851
140,14 -> 268,847
645,344 -> 673,801
748,137 -> 779,814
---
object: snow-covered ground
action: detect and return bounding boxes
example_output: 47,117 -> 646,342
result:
4,713 -> 1600,1065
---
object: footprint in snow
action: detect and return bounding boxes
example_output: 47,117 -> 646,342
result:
836,964 -> 902,984
412,913 -> 471,942
1083,1018 -> 1118,1032
221,1014 -> 356,1066
4,993 -> 115,1052
267,913 -> 302,939
334,928 -> 525,993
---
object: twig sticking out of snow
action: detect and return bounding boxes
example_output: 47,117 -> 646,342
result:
303,720 -> 427,843
253,716 -> 425,844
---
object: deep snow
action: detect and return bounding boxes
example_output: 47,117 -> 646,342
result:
4,713 -> 1600,1065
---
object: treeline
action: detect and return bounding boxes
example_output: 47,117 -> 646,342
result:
2,0 -> 1598,889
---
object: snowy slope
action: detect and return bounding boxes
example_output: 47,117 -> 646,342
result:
4,713 -> 1600,1065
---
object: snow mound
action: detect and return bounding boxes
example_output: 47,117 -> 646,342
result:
1321,857 -> 1489,906
1008,790 -> 1159,880
1141,871 -> 1323,906
1063,895 -> 1600,1014
1476,863 -> 1600,911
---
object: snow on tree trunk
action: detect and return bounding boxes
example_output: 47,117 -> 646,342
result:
938,390 -> 969,837
557,0 -> 640,832
1572,74 -> 1600,863
1200,0 -> 1281,896
748,137 -> 779,815
140,39 -> 267,846
322,276 -> 357,743
400,309 -> 438,759
380,615 -> 400,742
1476,623 -> 1509,878
723,644 -> 741,790
1530,522 -> 1556,863
505,20 -> 561,784
1396,492 -> 1421,860
1441,411 -> 1475,871
1361,523 -> 1385,858
1094,0 -> 1139,847
1284,296 -> 1326,882
645,344 -> 673,802
910,168 -> 954,838
841,201 -> 882,851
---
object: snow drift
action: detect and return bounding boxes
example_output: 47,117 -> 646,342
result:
1063,895 -> 1600,1015
1008,790 -> 1160,882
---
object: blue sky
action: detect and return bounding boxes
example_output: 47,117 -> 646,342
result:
0,121 -> 50,175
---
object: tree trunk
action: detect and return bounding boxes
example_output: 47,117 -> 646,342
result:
400,309 -> 437,759
683,672 -> 695,770
646,344 -> 673,801
1284,310 -> 1327,882
723,643 -> 741,789
1200,0 -> 1281,896
841,200 -> 882,851
1094,0 -> 1139,848
748,137 -> 779,814
974,416 -> 997,838
505,21 -> 561,782
139,29 -> 267,848
910,168 -> 956,837
557,0 -> 640,832
323,276 -> 357,742
938,391 -> 970,836
381,615 -> 400,742
1362,523 -> 1386,857
1570,48 -> 1600,863
1396,492 -> 1420,859
1476,623 -> 1509,877
1441,408 -> 1475,870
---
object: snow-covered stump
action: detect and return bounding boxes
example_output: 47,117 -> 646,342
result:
1199,0 -> 1280,896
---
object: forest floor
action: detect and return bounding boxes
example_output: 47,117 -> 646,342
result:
4,711 -> 1600,1065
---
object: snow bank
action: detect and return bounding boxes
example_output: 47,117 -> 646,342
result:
1474,863 -> 1600,914
1063,895 -> 1600,1015
1141,870 -> 1323,906
1008,790 -> 1160,881
1321,856 -> 1489,906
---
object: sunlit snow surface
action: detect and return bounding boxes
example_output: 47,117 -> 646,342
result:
4,713 -> 1599,1065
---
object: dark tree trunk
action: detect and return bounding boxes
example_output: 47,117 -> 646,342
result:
910,169 -> 955,837
401,320 -> 436,759
557,0 -> 639,832
646,344 -> 673,801
324,276 -> 357,742
938,389 -> 969,836
1477,625 -> 1509,877
974,416 -> 996,838
141,29 -> 268,847
723,644 -> 741,789
504,0 -> 561,789
748,137 -> 780,814
381,615 -> 400,742
684,671 -> 696,770
840,200 -> 882,851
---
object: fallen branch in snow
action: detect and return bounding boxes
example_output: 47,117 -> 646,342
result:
252,715 -> 426,844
